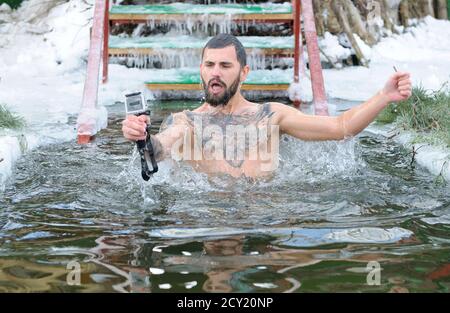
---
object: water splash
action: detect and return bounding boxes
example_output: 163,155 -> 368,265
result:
121,134 -> 366,205
274,135 -> 365,184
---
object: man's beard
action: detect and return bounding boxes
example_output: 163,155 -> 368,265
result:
202,74 -> 240,107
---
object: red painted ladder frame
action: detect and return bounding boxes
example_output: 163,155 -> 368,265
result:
77,0 -> 109,144
293,0 -> 328,114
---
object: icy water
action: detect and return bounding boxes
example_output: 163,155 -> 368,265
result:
0,100 -> 449,293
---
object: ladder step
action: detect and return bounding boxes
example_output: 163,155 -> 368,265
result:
109,35 -> 294,56
110,3 -> 293,22
144,68 -> 292,91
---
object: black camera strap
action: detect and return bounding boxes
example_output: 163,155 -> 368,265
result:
136,111 -> 158,181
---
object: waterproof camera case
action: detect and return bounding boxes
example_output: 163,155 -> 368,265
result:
124,92 -> 158,180
125,92 -> 146,115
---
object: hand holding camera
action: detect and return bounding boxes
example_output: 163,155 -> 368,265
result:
122,92 -> 158,180
122,114 -> 149,141
122,92 -> 150,141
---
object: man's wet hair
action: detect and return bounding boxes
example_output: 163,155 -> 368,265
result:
201,34 -> 247,68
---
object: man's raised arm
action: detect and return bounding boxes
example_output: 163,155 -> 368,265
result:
273,72 -> 412,141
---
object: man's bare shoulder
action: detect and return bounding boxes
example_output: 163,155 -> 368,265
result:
261,102 -> 287,122
267,102 -> 289,111
267,101 -> 304,115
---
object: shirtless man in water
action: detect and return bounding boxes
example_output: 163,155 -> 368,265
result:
122,34 -> 412,178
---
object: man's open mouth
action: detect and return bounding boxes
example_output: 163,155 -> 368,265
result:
209,81 -> 225,95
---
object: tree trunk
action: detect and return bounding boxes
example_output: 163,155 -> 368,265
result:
323,0 -> 342,34
419,0 -> 435,17
435,0 -> 449,19
379,0 -> 397,33
342,0 -> 377,45
352,0 -> 369,17
312,0 -> 325,37
399,0 -> 410,27
409,1 -> 422,19
331,0 -> 368,67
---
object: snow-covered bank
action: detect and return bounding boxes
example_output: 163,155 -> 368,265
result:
322,16 -> 450,101
0,125 -> 76,189
0,0 -> 95,190
366,123 -> 450,183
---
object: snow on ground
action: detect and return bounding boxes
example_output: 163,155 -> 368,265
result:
1,0 -> 450,189
323,16 -> 450,101
0,0 -> 94,189
366,123 -> 450,182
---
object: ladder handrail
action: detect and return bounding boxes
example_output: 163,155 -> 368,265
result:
77,0 -> 108,144
301,0 -> 328,115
